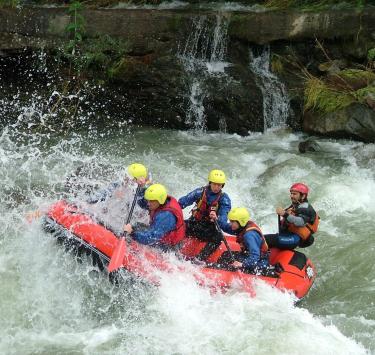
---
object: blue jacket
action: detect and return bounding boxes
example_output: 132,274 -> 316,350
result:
178,186 -> 231,229
222,223 -> 269,271
132,190 -> 177,246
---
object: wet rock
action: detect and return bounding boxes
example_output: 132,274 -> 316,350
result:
204,64 -> 264,134
303,103 -> 375,143
103,54 -> 188,129
298,139 -> 321,153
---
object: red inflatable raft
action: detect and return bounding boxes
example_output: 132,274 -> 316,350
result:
43,200 -> 316,300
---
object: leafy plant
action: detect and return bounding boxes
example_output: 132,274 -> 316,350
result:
65,1 -> 85,59
59,1 -> 129,77
368,48 -> 375,61
0,0 -> 19,7
355,85 -> 375,102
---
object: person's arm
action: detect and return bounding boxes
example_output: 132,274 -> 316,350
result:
240,230 -> 263,270
136,187 -> 149,210
220,221 -> 233,234
217,193 -> 231,229
132,211 -> 177,245
285,202 -> 316,226
178,187 -> 203,209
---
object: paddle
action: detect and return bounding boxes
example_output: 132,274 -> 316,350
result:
213,219 -> 236,263
213,219 -> 256,295
108,185 -> 141,272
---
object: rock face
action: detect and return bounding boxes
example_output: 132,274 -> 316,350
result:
1,7 -> 375,139
303,103 -> 375,143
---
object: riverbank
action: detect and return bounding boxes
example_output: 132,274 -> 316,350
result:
1,4 -> 375,140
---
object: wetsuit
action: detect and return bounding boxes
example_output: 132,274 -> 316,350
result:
131,191 -> 185,252
219,222 -> 269,274
265,200 -> 317,250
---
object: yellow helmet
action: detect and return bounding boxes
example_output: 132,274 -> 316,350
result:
228,207 -> 250,227
208,169 -> 226,184
128,163 -> 148,179
144,184 -> 167,204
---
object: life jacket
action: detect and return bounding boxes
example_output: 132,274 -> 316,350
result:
236,221 -> 268,254
191,186 -> 222,221
284,204 -> 319,241
150,196 -> 186,246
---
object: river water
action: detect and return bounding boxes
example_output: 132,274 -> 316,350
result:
0,108 -> 374,354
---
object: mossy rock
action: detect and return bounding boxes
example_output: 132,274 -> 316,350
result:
318,60 -> 347,74
326,69 -> 375,91
355,85 -> 375,108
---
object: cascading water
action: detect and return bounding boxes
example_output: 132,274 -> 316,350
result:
249,46 -> 290,130
178,15 -> 229,131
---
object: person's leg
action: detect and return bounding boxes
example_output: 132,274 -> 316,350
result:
299,235 -> 314,248
195,223 -> 222,261
264,232 -> 301,250
185,220 -> 212,241
264,233 -> 279,248
216,250 -> 243,269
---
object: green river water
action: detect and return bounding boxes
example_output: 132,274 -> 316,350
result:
0,122 -> 374,354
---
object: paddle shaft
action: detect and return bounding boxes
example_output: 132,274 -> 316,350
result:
107,185 -> 141,272
214,219 -> 236,263
124,185 -> 141,227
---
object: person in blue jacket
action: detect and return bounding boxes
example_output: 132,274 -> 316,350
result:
218,207 -> 269,274
178,169 -> 231,261
123,183 -> 185,251
87,163 -> 151,204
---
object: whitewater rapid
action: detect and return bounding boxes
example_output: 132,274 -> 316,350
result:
0,125 -> 373,354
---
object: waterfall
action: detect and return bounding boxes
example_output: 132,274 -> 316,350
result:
249,46 -> 290,130
178,15 -> 229,131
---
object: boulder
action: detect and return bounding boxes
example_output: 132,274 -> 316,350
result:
298,139 -> 321,153
204,64 -> 264,134
303,103 -> 375,142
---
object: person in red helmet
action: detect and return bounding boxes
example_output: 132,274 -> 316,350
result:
264,183 -> 319,250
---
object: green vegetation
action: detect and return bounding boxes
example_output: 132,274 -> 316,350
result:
368,48 -> 375,61
65,0 -> 85,55
355,85 -> 375,102
304,68 -> 375,113
271,54 -> 284,74
58,0 -> 129,78
49,0 -> 130,124
304,77 -> 356,113
59,34 -> 130,77
0,0 -> 19,7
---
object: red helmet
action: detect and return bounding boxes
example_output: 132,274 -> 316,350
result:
290,183 -> 309,196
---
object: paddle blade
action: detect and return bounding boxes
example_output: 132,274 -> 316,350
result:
108,237 -> 126,273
